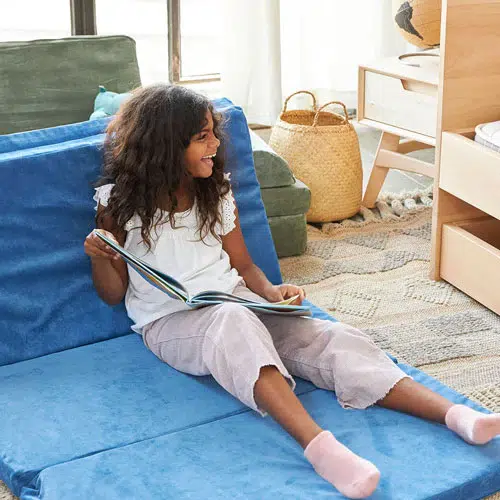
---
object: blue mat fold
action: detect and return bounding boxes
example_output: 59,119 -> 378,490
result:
0,334 -> 315,496
20,365 -> 500,500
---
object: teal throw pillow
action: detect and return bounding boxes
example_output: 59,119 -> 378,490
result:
89,85 -> 132,120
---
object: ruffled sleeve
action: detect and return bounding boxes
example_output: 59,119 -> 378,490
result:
221,174 -> 236,236
93,183 -> 114,210
93,183 -> 138,231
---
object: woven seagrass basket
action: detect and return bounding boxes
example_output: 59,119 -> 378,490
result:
269,91 -> 362,222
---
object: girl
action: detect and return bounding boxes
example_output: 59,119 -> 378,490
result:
84,84 -> 500,499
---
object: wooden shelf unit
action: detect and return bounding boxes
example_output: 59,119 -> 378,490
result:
431,0 -> 500,315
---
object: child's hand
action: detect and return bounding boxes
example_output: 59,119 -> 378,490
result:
84,229 -> 121,261
264,284 -> 306,305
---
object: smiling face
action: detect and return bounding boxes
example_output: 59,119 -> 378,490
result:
184,111 -> 221,178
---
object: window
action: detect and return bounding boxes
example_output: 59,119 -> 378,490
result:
95,0 -> 170,85
1,0 -> 222,88
97,0 -> 222,85
173,0 -> 222,83
0,1 -> 71,42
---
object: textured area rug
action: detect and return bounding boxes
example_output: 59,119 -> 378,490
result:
281,190 -> 500,414
1,189 -> 499,500
280,189 -> 500,500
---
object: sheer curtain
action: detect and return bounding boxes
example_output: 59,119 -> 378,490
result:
219,0 -> 282,125
220,0 -> 407,125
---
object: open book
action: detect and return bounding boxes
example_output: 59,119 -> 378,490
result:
94,230 -> 311,316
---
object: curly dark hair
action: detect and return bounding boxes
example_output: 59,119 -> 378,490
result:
96,84 -> 229,249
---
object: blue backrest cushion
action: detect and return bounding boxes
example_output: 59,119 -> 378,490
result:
0,117 -> 110,155
0,99 -> 281,366
0,135 -> 132,367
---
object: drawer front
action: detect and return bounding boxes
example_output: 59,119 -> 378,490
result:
441,221 -> 500,315
440,132 -> 500,220
363,71 -> 438,138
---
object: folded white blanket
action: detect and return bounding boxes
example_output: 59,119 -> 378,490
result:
475,120 -> 500,152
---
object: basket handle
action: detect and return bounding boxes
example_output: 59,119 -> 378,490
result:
312,101 -> 349,127
282,90 -> 317,113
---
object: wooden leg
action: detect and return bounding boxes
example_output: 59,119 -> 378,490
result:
362,132 -> 400,208
398,139 -> 434,155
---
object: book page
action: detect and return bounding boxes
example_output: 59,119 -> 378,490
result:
193,291 -> 300,306
274,294 -> 300,306
189,291 -> 311,316
94,230 -> 188,301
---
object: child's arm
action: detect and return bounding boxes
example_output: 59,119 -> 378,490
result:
222,207 -> 305,305
83,204 -> 129,305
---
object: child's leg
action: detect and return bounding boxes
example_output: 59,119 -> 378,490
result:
254,365 -> 380,499
259,313 -> 500,445
377,376 -> 452,422
260,314 -> 408,410
253,365 -> 321,448
143,304 -> 379,498
379,377 -> 500,445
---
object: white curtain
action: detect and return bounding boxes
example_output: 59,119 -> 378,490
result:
220,0 -> 408,125
220,0 -> 282,125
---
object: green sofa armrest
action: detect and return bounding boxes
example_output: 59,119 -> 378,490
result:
250,129 -> 294,188
260,179 -> 311,218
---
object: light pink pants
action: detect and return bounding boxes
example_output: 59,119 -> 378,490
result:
142,285 -> 408,415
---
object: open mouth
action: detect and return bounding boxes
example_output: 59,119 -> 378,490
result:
201,153 -> 216,167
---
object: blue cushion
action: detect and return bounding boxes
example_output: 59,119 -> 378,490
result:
0,334 -> 315,496
0,135 -> 132,367
20,365 -> 500,500
0,98 -> 281,367
0,117 -> 110,154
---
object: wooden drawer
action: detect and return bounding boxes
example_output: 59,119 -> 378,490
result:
361,70 -> 438,139
440,132 -> 500,220
362,70 -> 437,137
441,218 -> 500,315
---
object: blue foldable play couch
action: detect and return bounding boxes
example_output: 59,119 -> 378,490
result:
1,100 -> 500,499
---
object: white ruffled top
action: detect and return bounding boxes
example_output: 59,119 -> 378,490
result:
93,178 -> 241,333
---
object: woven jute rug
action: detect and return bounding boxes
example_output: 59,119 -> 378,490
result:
1,189 -> 499,500
279,188 -> 500,499
281,188 -> 500,411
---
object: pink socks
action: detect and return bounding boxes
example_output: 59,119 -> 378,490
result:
304,431 -> 380,499
303,407 -> 499,497
446,404 -> 500,445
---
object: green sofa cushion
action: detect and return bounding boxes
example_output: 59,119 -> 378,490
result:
0,36 -> 141,134
249,129 -> 294,188
260,179 -> 311,217
268,214 -> 308,258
